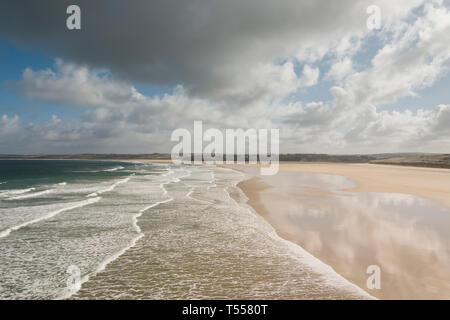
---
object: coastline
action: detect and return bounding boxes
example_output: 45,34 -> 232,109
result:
68,162 -> 370,299
232,162 -> 450,207
277,162 -> 450,208
4,159 -> 450,299
232,162 -> 450,299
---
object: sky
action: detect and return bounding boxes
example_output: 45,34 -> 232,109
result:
0,0 -> 449,154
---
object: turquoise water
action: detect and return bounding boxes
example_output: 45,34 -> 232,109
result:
0,160 -> 132,188
0,160 -> 370,300
0,160 -> 136,206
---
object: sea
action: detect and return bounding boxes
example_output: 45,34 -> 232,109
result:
0,160 -> 371,299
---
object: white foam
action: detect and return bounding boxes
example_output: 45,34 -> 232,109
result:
59,173 -> 175,300
162,168 -> 175,177
207,170 -> 217,189
0,187 -> 35,197
184,179 -> 215,205
223,167 -> 376,299
51,165 -> 372,300
173,169 -> 192,182
7,188 -> 54,200
186,187 -> 214,204
0,197 -> 101,238
3,182 -> 68,199
86,176 -> 133,197
103,166 -> 124,172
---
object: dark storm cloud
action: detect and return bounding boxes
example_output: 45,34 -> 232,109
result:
0,0 -> 369,97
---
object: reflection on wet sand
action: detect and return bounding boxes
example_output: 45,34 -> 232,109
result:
237,168 -> 450,299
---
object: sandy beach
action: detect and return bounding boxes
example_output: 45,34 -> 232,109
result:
231,162 -> 450,299
278,163 -> 450,208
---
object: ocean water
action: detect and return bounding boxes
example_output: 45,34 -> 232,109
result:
0,160 -> 370,300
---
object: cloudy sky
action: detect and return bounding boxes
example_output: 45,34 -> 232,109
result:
0,0 -> 449,154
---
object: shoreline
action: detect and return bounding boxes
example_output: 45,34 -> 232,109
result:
232,163 -> 450,299
232,175 -> 375,300
236,162 -> 450,208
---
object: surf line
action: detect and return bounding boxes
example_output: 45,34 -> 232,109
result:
97,169 -> 189,268
7,188 -> 55,200
185,184 -> 214,205
91,195 -> 175,277
224,167 -> 376,300
178,169 -> 214,203
0,197 -> 101,239
60,169 -> 184,299
207,170 -> 217,190
182,168 -> 217,204
0,187 -> 35,198
87,174 -> 134,197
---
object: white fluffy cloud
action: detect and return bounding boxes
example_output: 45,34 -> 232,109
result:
17,59 -> 145,108
1,0 -> 450,154
326,57 -> 354,82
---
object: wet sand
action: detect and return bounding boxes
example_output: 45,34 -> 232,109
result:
232,163 -> 450,299
278,163 -> 450,208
